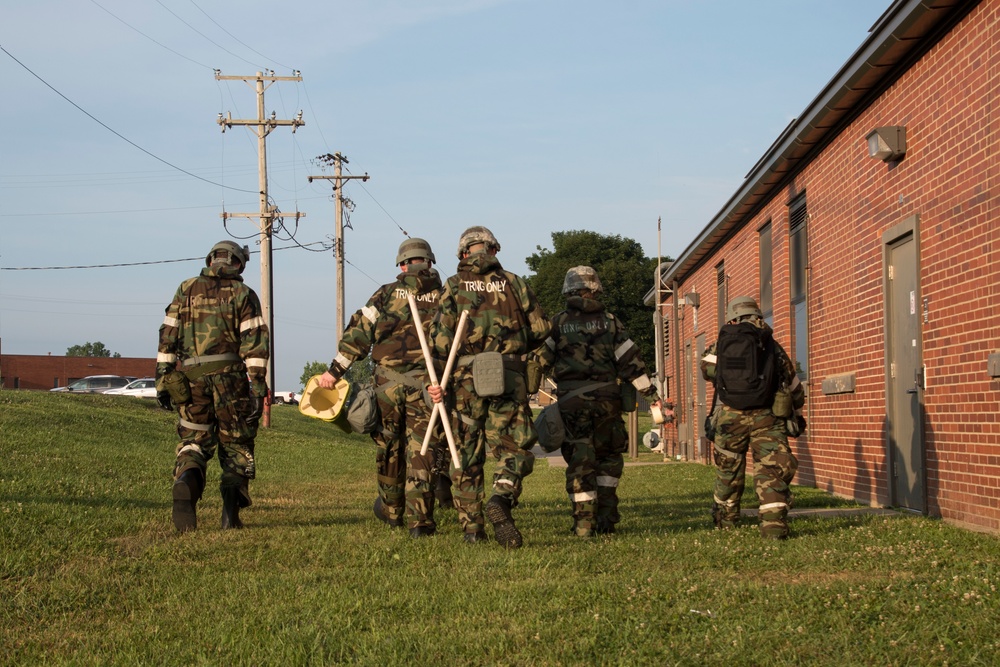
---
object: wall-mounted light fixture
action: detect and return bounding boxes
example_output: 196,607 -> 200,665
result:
866,126 -> 907,162
684,293 -> 700,308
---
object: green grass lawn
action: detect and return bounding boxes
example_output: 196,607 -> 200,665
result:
2,390 -> 998,665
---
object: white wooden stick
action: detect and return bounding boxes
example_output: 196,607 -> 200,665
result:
421,311 -> 468,456
407,294 -> 461,468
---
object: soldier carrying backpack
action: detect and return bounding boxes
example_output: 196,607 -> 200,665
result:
700,296 -> 805,540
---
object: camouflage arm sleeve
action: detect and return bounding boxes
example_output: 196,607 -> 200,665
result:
156,281 -> 189,379
239,288 -> 269,385
700,341 -> 718,382
512,274 -> 552,352
611,315 -> 658,400
329,289 -> 382,379
775,342 -> 806,409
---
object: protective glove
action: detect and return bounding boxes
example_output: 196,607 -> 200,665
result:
246,396 -> 265,429
157,390 -> 173,411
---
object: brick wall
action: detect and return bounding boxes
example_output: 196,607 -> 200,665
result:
667,3 -> 1000,532
1,354 -> 156,391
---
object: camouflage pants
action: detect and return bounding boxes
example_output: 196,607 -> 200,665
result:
372,382 -> 444,528
561,400 -> 627,534
711,406 -> 798,538
446,375 -> 537,535
174,371 -> 257,496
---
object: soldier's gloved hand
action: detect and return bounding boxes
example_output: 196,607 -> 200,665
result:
157,391 -> 173,411
247,396 -> 265,428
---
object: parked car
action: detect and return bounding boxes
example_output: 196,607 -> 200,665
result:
50,375 -> 136,393
104,377 -> 158,399
272,391 -> 300,405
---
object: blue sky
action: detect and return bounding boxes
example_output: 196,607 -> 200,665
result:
1,0 -> 887,392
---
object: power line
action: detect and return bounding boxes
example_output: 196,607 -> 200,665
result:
0,241 -> 329,271
154,0 -> 263,70
187,0 -> 294,72
0,44 -> 258,195
88,0 -> 214,71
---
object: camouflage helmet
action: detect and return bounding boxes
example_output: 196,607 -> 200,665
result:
206,240 -> 250,273
396,237 -> 435,265
456,226 -> 500,258
562,265 -> 603,295
727,296 -> 762,321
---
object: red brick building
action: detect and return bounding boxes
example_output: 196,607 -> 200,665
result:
652,0 -> 999,532
0,352 -> 156,391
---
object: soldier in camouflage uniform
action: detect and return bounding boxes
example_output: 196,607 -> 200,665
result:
427,226 -> 552,548
700,296 -> 805,539
157,240 -> 270,532
533,267 -> 661,537
318,238 -> 445,537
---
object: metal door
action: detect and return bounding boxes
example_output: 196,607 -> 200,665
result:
683,342 -> 693,460
886,229 -> 925,511
696,333 -> 707,462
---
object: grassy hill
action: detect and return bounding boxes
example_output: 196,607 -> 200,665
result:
1,390 -> 998,665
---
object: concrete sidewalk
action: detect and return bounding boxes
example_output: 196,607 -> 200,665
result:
533,446 -> 898,520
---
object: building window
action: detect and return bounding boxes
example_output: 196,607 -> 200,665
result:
716,263 -> 726,328
759,222 -> 773,326
789,194 -> 808,380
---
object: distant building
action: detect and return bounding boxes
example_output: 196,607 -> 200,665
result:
649,0 -> 1000,532
0,353 -> 155,390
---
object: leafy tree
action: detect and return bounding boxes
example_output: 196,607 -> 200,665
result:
300,361 -> 328,388
66,341 -> 120,358
525,230 -> 669,366
301,356 -> 376,389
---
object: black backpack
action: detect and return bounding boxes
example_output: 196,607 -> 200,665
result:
714,321 -> 778,410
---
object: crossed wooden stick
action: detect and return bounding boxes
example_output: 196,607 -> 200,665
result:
407,293 -> 468,470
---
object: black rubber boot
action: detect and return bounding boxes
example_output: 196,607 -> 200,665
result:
172,468 -> 204,533
485,495 -> 523,549
221,486 -> 243,529
434,474 -> 454,510
373,497 -> 404,528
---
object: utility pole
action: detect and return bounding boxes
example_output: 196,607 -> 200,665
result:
308,153 -> 369,334
216,70 -> 304,428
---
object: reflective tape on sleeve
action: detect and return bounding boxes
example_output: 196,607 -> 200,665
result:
162,316 -> 180,328
157,352 -> 177,364
631,375 -> 652,393
362,305 -> 379,323
614,339 -> 636,360
245,358 -> 267,369
240,316 -> 265,333
334,352 -> 351,370
545,337 -> 556,350
179,419 -> 211,433
702,353 -> 717,364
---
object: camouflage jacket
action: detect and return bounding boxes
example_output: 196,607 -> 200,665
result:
157,264 -> 269,385
700,317 -> 805,411
328,267 -> 442,380
534,296 -> 659,401
431,252 -> 551,378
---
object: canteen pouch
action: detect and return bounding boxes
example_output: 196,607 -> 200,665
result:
620,381 -> 637,413
346,386 -> 380,434
526,359 -> 543,395
703,411 -> 717,443
472,351 -> 506,397
158,371 -> 191,405
534,402 -> 566,453
771,385 -> 793,418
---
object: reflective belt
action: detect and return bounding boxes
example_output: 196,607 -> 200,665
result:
181,353 -> 240,368
376,366 -> 425,390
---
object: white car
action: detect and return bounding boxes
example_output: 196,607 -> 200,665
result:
104,377 -> 158,399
